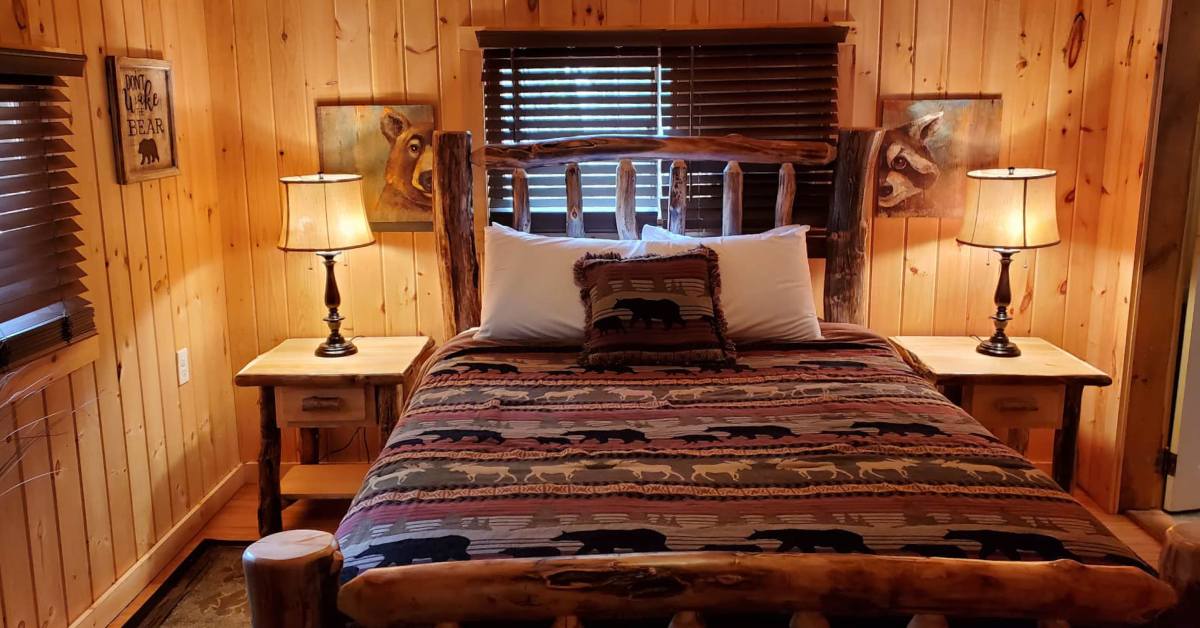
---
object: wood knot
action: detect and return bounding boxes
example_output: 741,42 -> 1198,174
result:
544,568 -> 688,599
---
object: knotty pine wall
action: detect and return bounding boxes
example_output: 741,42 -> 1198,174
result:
0,1 -> 240,626
207,0 -> 1164,510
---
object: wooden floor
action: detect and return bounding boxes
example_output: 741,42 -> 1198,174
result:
110,481 -> 1165,625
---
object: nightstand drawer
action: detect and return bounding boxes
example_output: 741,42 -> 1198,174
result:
966,384 -> 1065,430
275,386 -> 374,428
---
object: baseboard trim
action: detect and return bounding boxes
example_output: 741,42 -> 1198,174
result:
69,463 -> 250,628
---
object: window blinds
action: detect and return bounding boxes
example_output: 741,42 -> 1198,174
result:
0,48 -> 93,371
479,27 -> 845,236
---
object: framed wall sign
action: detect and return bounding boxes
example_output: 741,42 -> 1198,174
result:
105,56 -> 179,184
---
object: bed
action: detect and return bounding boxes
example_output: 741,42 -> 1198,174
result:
243,130 -> 1197,628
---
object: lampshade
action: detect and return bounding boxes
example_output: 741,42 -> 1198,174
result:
957,168 -> 1059,250
278,174 -> 375,252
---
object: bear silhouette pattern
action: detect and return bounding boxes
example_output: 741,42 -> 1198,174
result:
552,529 -> 670,554
563,429 -> 650,444
851,421 -> 947,437
705,425 -> 795,439
592,315 -> 626,335
944,530 -> 1079,561
747,529 -> 875,554
419,429 -> 505,444
369,535 -> 471,567
613,298 -> 687,330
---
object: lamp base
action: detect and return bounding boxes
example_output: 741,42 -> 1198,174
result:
315,338 -> 358,358
976,336 -> 1021,357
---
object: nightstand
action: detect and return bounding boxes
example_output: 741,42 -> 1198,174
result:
235,336 -> 434,536
889,336 -> 1111,491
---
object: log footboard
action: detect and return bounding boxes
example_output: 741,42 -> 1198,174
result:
243,523 -> 1197,627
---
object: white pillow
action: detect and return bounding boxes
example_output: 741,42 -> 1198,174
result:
640,224 -> 822,342
476,224 -> 650,341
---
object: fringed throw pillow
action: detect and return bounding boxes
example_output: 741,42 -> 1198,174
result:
574,246 -> 736,366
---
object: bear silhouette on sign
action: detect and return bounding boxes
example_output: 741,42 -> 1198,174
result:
613,298 -> 686,330
138,138 -> 159,164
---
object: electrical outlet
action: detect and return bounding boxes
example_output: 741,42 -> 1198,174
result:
177,348 -> 191,385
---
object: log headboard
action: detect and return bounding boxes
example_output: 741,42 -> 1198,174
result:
430,129 -> 884,336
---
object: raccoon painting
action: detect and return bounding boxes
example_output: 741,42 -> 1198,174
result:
877,111 -> 943,209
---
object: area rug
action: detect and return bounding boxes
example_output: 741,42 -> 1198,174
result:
125,540 -> 251,627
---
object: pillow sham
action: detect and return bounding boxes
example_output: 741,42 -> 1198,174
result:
574,246 -> 736,366
476,224 -> 650,341
640,224 -> 822,342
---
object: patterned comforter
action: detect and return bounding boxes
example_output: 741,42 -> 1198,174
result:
336,324 -> 1146,581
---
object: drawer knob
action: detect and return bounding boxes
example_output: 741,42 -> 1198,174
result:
301,396 -> 345,412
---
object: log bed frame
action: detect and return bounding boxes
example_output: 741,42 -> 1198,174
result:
242,131 -> 1200,628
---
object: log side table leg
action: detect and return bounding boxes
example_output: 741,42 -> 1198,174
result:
376,385 -> 400,448
1052,383 -> 1084,491
258,385 -> 283,536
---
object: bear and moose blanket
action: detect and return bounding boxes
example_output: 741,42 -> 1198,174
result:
336,324 -> 1147,581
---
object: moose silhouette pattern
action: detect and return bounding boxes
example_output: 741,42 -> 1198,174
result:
337,326 -> 1151,581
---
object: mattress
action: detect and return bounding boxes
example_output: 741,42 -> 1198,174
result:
336,323 -> 1147,581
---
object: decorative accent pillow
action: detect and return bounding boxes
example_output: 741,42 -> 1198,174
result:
476,224 -> 651,341
574,247 -> 736,366
640,224 -> 822,343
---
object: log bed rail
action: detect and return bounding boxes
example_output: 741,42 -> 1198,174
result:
241,129 -> 1200,628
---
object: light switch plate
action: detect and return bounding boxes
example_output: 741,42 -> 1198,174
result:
177,348 -> 190,385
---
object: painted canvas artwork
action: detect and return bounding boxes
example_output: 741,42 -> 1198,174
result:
316,104 -> 436,231
876,97 -> 1002,218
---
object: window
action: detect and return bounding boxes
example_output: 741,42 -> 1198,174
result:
0,47 -> 93,372
479,27 -> 846,235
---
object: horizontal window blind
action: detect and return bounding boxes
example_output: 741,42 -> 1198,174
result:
479,29 -> 843,236
0,47 -> 93,372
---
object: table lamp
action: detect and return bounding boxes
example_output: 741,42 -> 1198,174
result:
278,173 -> 375,357
957,167 -> 1059,357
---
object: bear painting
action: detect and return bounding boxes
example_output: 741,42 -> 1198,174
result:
316,104 -> 436,231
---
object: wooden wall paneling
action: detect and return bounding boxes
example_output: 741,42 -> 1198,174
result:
868,0 -> 914,336
743,0 -> 778,23
930,0 -> 984,336
233,0 -> 291,357
15,392 -> 70,628
68,365 -> 118,598
1006,0 -> 1056,338
1075,0 -> 1139,506
230,0 -> 293,464
90,0 -> 158,558
0,405 -> 38,628
162,0 -> 220,493
54,0 -> 138,575
780,1 -> 814,22
506,0 -> 540,25
203,0 -> 267,468
571,0 -> 605,26
44,377 -> 94,621
608,0 -> 642,25
471,0 -> 506,24
115,0 -> 175,542
899,0 -> 949,336
537,0 -> 574,25
640,0 -> 673,24
814,0 -> 849,23
405,0 -> 448,343
709,0 -> 743,24
370,0 -> 421,339
1082,0 -> 1165,510
1028,0 -> 1088,346
672,0 -> 709,24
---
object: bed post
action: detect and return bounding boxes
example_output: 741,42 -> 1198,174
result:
433,131 -> 482,335
243,530 -> 342,628
1158,522 -> 1200,627
824,128 -> 883,326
